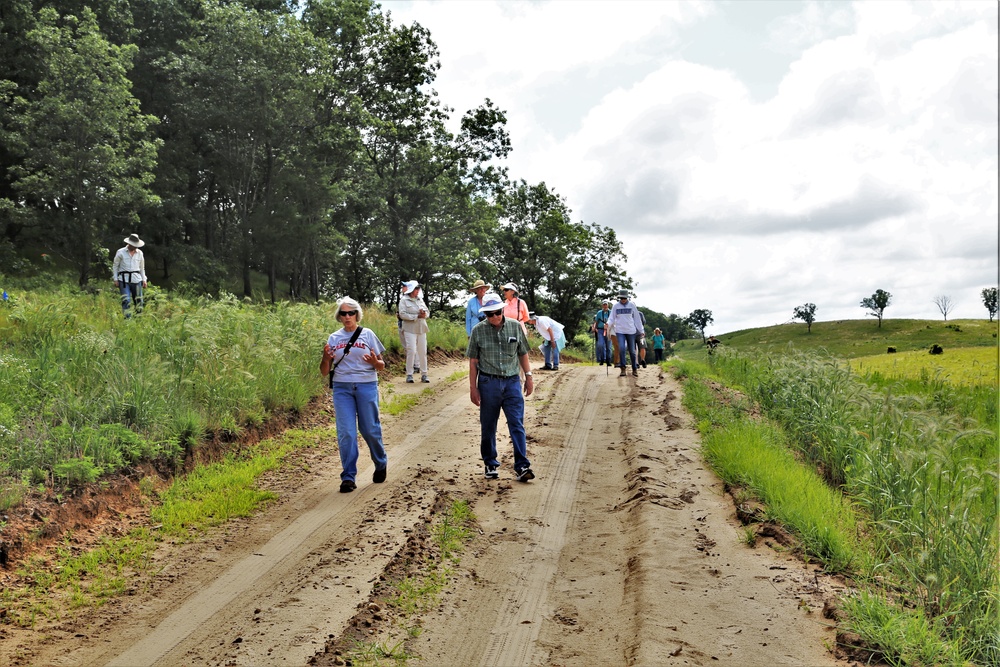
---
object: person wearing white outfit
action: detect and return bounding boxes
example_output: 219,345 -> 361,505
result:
398,281 -> 430,383
528,313 -> 566,370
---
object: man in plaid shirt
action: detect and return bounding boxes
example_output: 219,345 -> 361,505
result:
466,293 -> 535,482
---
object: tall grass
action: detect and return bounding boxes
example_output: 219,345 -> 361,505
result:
707,347 -> 998,664
0,285 -> 407,487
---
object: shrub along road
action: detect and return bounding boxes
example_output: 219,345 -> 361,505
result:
2,361 -> 846,666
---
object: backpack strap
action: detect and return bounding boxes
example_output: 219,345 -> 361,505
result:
329,326 -> 364,388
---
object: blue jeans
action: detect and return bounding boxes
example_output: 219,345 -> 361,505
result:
616,332 -> 638,370
478,374 -> 530,472
542,340 -> 560,368
595,329 -> 612,363
332,382 -> 387,482
119,282 -> 143,318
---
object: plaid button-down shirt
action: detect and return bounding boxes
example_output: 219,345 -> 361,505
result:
466,317 -> 529,377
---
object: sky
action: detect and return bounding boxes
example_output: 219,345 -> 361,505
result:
383,0 -> 998,334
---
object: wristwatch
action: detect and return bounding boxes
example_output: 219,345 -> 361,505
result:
525,372 -> 533,376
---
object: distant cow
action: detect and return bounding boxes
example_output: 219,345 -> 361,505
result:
929,344 -> 943,355
887,346 -> 896,354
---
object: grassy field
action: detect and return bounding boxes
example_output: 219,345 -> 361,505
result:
849,345 -> 997,385
674,318 -> 998,360
669,316 -> 998,665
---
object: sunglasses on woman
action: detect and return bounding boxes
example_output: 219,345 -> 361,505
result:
338,310 -> 358,317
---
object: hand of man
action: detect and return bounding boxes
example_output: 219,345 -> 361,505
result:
470,386 -> 481,406
523,376 -> 534,397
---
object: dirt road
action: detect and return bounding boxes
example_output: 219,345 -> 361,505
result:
2,361 -> 844,666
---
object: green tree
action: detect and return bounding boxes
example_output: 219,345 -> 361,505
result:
793,303 -> 817,333
493,180 -> 629,339
334,7 -> 509,307
686,308 -> 714,343
3,7 -> 160,286
661,313 -> 695,342
982,287 -> 998,322
860,289 -> 892,328
166,3 -> 321,298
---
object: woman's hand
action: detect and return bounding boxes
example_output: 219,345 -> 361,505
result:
362,350 -> 383,369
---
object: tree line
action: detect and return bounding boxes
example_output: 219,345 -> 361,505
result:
0,0 -> 630,339
792,287 -> 999,332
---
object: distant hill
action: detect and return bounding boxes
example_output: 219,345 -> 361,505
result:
673,318 -> 999,360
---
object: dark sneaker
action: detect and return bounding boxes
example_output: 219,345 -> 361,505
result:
552,366 -> 559,370
339,480 -> 357,493
632,368 -> 639,376
541,364 -> 553,370
619,368 -> 627,377
421,374 -> 430,383
484,465 -> 499,479
373,467 -> 387,483
406,375 -> 414,383
516,468 -> 535,482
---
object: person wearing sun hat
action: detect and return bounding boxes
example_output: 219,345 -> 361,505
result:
320,296 -> 388,493
527,311 -> 565,371
606,288 -> 644,377
500,282 -> 530,336
111,233 -> 147,318
591,299 -> 613,366
398,280 -> 430,383
466,293 -> 535,482
465,278 -> 492,336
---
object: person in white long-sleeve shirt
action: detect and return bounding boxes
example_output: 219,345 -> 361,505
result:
397,281 -> 430,383
528,312 -> 566,370
605,288 -> 644,377
111,234 -> 147,318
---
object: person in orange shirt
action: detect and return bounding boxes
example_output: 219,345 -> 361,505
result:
500,282 -> 530,336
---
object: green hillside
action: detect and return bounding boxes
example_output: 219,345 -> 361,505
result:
674,318 -> 999,360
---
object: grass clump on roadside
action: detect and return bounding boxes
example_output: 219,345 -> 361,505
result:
675,346 -> 997,665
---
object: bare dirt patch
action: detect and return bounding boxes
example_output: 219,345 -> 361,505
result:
1,359 -> 853,666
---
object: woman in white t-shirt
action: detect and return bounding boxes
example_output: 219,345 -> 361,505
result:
320,296 -> 388,493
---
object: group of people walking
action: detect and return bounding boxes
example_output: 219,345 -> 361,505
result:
320,277 -> 663,495
592,289 -> 665,375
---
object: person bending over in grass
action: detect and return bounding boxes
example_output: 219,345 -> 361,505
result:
320,296 -> 388,493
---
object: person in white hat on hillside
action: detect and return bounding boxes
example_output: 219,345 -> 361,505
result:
466,293 -> 535,482
111,233 -> 147,318
397,280 -> 430,383
465,279 -> 492,336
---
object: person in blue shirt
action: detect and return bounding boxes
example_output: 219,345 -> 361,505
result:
465,279 -> 492,336
592,300 -> 612,366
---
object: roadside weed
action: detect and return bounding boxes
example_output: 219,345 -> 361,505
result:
677,346 -> 998,664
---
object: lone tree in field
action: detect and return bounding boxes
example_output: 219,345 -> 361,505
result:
932,295 -> 955,321
982,287 -> 998,322
686,308 -> 714,343
793,303 -> 817,333
860,289 -> 892,328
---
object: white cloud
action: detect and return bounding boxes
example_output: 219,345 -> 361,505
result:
385,0 -> 998,332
